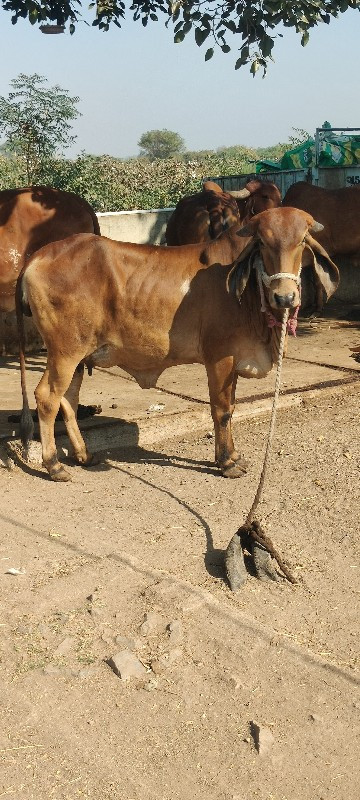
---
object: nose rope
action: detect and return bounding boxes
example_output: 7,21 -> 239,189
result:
252,254 -> 301,336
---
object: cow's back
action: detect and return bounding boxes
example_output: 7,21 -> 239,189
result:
0,186 -> 100,313
283,182 -> 360,257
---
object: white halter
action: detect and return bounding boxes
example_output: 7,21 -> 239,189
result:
251,253 -> 302,314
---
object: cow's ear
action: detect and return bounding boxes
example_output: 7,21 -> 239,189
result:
304,234 -> 340,302
236,220 -> 256,238
226,238 -> 255,299
226,259 -> 251,300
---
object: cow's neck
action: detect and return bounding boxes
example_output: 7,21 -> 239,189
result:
201,226 -> 250,268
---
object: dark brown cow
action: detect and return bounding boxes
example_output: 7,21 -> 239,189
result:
165,179 -> 282,245
0,186 -> 100,312
282,182 -> 360,261
17,207 -> 339,483
165,182 -> 244,245
236,179 -> 282,222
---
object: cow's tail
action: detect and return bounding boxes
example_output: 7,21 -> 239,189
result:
15,273 -> 34,450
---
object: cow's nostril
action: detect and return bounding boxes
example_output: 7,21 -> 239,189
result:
274,292 -> 296,308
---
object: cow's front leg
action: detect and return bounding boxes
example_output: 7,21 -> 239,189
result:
206,358 -> 247,478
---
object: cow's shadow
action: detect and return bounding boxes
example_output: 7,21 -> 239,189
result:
106,448 -> 224,580
2,409 -> 225,580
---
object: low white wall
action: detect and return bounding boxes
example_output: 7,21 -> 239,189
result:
97,208 -> 174,245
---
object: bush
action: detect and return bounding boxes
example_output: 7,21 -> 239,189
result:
0,141 -> 291,212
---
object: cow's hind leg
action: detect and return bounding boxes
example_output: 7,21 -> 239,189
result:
59,363 -> 95,468
35,357 -> 83,481
206,358 -> 247,478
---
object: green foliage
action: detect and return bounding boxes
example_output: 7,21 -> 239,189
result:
138,129 -> 186,159
2,1 -> 359,73
0,73 -> 80,183
0,154 -> 24,186
0,131 -> 323,211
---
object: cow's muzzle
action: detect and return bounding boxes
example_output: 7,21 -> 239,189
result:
273,291 -> 296,309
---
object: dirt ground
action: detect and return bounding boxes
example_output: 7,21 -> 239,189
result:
0,319 -> 359,800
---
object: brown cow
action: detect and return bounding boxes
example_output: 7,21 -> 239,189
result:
236,179 -> 282,222
0,186 -> 100,312
282,182 -> 360,261
165,182 -> 244,245
165,179 -> 281,245
17,207 -> 339,483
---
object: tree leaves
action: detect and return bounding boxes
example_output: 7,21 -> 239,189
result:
1,0 -> 359,74
195,26 -> 210,47
0,73 -> 80,183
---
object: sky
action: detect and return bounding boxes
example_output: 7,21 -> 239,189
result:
0,5 -> 359,158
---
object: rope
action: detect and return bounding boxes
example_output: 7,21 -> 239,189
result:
238,308 -> 297,585
246,308 -> 289,525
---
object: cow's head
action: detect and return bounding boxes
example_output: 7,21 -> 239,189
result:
243,179 -> 282,218
227,207 -> 339,312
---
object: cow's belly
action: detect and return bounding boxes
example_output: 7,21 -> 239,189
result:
87,343 -> 167,389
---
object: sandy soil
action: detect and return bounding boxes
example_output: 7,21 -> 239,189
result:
0,322 -> 359,800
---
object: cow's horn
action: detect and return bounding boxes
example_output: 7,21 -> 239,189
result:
229,188 -> 251,199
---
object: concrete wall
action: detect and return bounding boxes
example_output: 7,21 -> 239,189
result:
98,208 -> 174,245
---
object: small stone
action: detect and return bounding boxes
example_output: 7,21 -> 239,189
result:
150,658 -> 166,676
250,721 -> 275,757
229,674 -> 244,692
144,677 -> 159,692
107,650 -> 148,681
88,607 -> 103,621
140,611 -> 163,636
309,713 -> 324,724
151,647 -> 183,675
167,620 -> 183,645
111,403 -> 118,409
53,636 -> 76,657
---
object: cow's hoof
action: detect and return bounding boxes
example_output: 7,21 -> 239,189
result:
252,542 -> 279,582
222,459 -> 247,478
49,465 -> 72,482
225,534 -> 247,591
78,452 -> 100,468
231,451 -> 249,468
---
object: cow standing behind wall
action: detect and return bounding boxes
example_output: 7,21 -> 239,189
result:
0,186 -> 100,353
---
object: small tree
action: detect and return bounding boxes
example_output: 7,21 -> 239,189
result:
138,129 -> 185,160
0,73 -> 80,183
